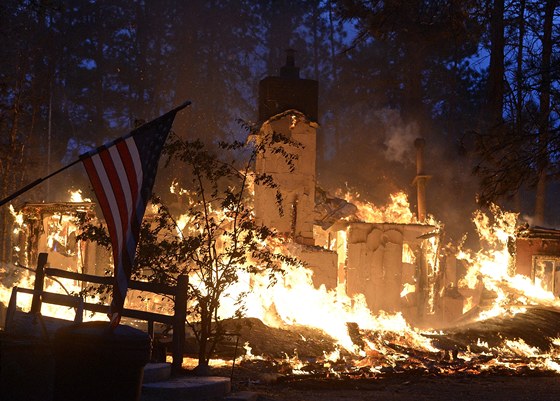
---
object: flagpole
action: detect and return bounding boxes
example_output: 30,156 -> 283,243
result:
0,101 -> 191,208
0,159 -> 83,208
169,100 -> 192,114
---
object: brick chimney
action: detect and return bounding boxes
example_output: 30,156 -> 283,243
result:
258,49 -> 319,122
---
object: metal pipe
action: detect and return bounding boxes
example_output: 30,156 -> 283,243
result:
413,138 -> 430,223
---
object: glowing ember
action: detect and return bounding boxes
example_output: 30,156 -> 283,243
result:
400,283 -> 416,298
341,190 -> 417,224
402,242 -> 416,264
68,189 -> 91,203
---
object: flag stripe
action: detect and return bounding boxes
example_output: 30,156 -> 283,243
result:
104,148 -> 133,302
115,139 -> 142,286
91,151 -> 128,304
122,136 -> 144,241
109,144 -> 134,230
99,149 -> 126,252
83,155 -> 119,249
116,139 -> 140,220
83,154 -> 127,306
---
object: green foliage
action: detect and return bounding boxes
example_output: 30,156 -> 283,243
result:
78,125 -> 304,369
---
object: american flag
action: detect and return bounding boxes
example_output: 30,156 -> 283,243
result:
80,103 -> 188,325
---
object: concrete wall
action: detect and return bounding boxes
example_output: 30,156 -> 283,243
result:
254,111 -> 317,245
291,245 -> 338,290
345,222 -> 404,313
342,222 -> 451,325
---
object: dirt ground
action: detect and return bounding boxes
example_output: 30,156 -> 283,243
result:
233,375 -> 560,401
195,357 -> 560,401
188,316 -> 560,400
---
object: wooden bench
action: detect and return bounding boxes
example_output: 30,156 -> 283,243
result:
5,252 -> 188,372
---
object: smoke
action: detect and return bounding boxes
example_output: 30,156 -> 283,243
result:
375,108 -> 418,165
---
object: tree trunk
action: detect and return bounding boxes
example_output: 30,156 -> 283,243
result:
195,300 -> 212,376
487,0 -> 505,128
514,0 -> 526,127
535,171 -> 546,226
0,77 -> 24,263
196,331 -> 210,375
533,0 -> 556,226
512,0 -> 526,213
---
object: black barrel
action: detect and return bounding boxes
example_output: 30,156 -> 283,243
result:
0,330 -> 54,401
53,321 -> 151,401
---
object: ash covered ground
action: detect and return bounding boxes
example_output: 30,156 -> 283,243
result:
188,310 -> 560,400
232,375 -> 560,401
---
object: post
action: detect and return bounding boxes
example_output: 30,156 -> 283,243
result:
412,138 -> 431,223
74,297 -> 84,323
5,287 -> 19,330
30,253 -> 48,314
172,274 -> 188,372
230,335 -> 240,381
147,320 -> 154,340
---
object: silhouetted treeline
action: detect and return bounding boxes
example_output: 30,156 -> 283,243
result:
0,0 -> 558,261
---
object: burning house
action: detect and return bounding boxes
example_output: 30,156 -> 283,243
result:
238,53 -> 560,378
515,226 -> 560,297
11,197 -> 108,276
253,51 -> 457,327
